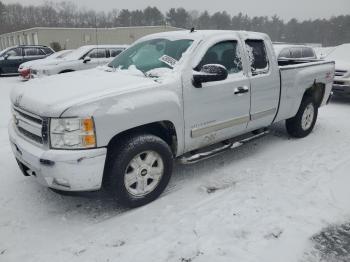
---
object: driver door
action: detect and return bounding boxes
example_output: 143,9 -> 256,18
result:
183,40 -> 251,151
3,47 -> 23,74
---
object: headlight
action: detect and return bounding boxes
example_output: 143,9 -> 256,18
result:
50,117 -> 96,149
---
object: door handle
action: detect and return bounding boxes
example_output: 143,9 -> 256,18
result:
234,86 -> 249,95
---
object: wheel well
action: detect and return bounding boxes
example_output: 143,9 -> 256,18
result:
59,69 -> 75,74
107,121 -> 178,156
303,82 -> 325,108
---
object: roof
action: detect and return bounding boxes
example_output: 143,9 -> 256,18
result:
138,30 -> 268,42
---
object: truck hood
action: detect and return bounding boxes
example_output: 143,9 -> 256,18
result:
11,68 -> 158,117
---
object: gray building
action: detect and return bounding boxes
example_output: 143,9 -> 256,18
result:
0,26 -> 181,50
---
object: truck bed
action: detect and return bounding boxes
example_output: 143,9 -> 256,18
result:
277,58 -> 321,67
274,59 -> 335,123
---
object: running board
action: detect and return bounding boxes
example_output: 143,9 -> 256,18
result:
178,130 -> 269,164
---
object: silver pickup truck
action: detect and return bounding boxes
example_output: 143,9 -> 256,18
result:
9,30 -> 334,207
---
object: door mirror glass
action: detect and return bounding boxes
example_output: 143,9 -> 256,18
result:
83,56 -> 91,63
193,64 -> 228,88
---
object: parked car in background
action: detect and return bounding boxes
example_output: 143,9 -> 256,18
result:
274,44 -> 317,60
9,30 -> 334,207
18,49 -> 72,80
0,45 -> 54,76
325,44 -> 350,96
29,45 -> 128,77
314,46 -> 335,59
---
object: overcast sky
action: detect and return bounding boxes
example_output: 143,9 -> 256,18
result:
2,0 -> 350,21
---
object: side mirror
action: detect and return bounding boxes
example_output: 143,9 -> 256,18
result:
193,64 -> 228,88
83,56 -> 91,63
4,54 -> 9,60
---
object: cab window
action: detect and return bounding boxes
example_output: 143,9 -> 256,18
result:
245,39 -> 269,75
197,41 -> 242,74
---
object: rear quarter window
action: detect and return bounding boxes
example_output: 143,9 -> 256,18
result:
245,39 -> 269,75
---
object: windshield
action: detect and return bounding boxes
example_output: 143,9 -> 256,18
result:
326,44 -> 350,61
108,38 -> 193,73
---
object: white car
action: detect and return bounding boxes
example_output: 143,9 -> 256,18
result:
274,44 -> 317,60
325,44 -> 350,96
30,45 -> 128,77
18,50 -> 72,80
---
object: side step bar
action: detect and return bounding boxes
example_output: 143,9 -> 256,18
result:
178,130 -> 269,164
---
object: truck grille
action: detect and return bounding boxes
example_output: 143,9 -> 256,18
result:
13,107 -> 48,145
335,70 -> 347,77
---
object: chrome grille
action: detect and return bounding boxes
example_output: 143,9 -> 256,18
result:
13,107 -> 47,145
335,70 -> 347,77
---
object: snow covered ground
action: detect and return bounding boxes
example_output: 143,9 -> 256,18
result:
0,76 -> 350,262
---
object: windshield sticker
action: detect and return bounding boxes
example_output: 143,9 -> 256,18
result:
159,55 -> 178,68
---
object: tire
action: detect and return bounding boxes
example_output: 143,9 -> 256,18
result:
104,134 -> 173,208
286,95 -> 318,138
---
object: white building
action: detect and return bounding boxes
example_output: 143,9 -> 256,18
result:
0,26 -> 181,50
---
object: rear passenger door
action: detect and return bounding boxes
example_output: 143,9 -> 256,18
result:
245,39 -> 280,130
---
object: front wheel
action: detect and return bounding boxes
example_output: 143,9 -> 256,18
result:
104,134 -> 173,208
286,96 -> 318,138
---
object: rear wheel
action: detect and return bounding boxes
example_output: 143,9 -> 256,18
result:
286,96 -> 318,138
104,134 -> 173,208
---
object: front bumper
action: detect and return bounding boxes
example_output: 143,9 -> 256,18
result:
9,122 -> 107,191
